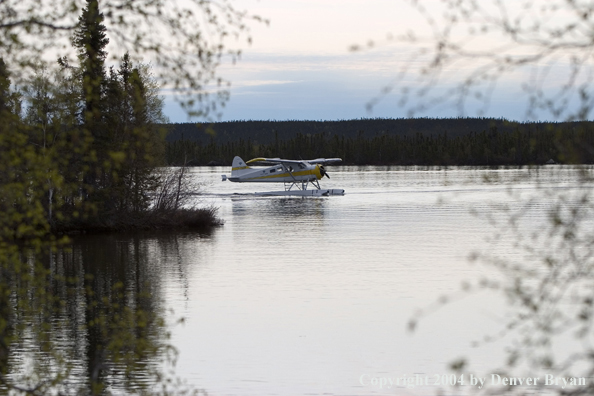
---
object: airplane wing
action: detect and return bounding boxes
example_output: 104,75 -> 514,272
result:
307,158 -> 342,165
245,157 -> 342,165
245,157 -> 286,165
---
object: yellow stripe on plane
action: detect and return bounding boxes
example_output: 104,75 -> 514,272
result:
245,157 -> 268,164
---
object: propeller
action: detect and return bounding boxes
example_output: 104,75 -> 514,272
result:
320,165 -> 330,178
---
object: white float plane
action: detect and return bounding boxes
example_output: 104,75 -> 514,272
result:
222,156 -> 345,196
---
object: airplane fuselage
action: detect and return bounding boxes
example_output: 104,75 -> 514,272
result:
226,162 -> 323,183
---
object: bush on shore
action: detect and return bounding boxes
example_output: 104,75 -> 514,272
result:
52,167 -> 222,234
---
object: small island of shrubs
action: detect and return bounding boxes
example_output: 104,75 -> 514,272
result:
0,0 -> 219,240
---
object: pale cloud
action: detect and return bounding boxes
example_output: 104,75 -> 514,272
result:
234,0 -> 418,55
164,0 -> 576,122
232,79 -> 301,88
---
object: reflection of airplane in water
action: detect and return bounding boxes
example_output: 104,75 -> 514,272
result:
222,156 -> 345,196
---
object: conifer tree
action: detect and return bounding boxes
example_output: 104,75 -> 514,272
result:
72,0 -> 109,200
73,0 -> 108,126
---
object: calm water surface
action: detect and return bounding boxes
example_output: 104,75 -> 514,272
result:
153,165 -> 586,395
17,165 -> 587,395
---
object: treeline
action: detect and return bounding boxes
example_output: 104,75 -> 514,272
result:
166,118 -> 519,144
166,120 -> 594,166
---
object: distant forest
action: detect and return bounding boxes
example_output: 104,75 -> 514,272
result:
165,118 -> 594,166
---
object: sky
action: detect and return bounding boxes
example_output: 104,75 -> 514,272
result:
161,0 -> 572,123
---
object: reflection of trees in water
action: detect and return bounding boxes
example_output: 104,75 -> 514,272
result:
79,234 -> 167,394
1,230 -> 213,395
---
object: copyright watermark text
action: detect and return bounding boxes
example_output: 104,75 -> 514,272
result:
359,373 -> 588,390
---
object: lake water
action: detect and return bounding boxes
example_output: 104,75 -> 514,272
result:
161,165 -> 587,395
7,165 -> 591,395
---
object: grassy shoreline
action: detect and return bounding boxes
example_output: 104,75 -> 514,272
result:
52,206 -> 222,234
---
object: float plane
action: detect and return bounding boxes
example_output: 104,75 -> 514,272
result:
222,156 -> 345,196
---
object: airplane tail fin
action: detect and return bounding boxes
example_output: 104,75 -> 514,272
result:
231,156 -> 251,177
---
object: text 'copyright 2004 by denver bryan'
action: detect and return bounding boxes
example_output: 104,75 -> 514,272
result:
359,373 -> 588,390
